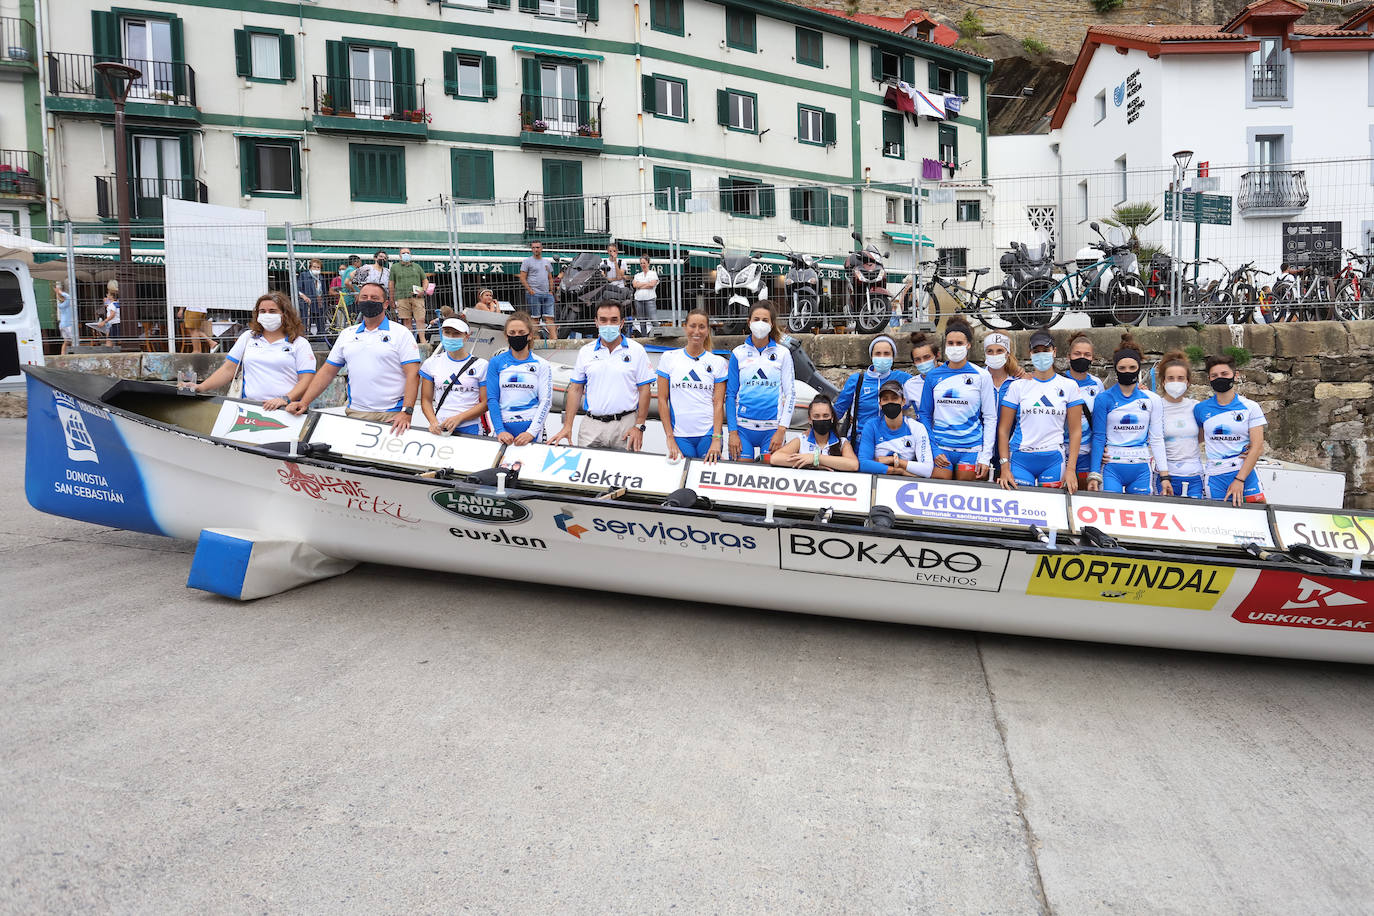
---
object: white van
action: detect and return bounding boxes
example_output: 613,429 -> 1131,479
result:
0,259 -> 45,393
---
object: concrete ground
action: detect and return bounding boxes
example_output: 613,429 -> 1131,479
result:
1,417 -> 1372,915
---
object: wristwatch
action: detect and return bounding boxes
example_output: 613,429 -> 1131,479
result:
636,423 -> 647,432
401,406 -> 414,416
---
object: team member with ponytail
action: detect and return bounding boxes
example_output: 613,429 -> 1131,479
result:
1157,350 -> 1206,499
770,394 -> 858,471
983,331 -> 1021,481
858,380 -> 933,477
1064,331 -> 1103,487
918,317 -> 997,480
726,304 -> 795,461
658,308 -> 726,461
1195,354 -> 1267,504
486,311 -> 553,445
997,329 -> 1083,492
903,331 -> 940,413
1087,334 -> 1171,495
836,335 -> 912,450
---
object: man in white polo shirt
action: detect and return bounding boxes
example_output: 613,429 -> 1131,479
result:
287,282 -> 420,435
552,300 -> 654,451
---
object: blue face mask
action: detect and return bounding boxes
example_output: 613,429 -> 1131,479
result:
871,356 -> 893,374
598,324 -> 621,343
915,359 -> 935,376
1031,351 -> 1055,372
441,336 -> 465,353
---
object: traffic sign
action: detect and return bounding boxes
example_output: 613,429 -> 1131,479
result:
1164,191 -> 1232,225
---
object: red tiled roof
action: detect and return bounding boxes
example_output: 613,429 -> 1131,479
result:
809,6 -> 959,47
1339,4 -> 1374,29
1293,24 -> 1372,36
1084,25 -> 1252,43
1222,0 -> 1308,32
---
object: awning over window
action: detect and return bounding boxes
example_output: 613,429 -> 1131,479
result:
511,44 -> 604,62
882,231 -> 935,246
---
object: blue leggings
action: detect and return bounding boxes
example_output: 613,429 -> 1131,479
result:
674,433 -> 714,458
503,420 -> 536,440
1168,474 -> 1205,499
1208,468 -> 1265,502
1011,450 -> 1065,487
735,426 -> 775,460
934,447 -> 981,473
1103,461 -> 1152,495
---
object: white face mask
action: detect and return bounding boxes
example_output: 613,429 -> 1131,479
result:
945,344 -> 968,363
401,253 -> 412,262
985,353 -> 1007,371
749,320 -> 772,341
1164,381 -> 1189,399
310,269 -> 320,276
258,312 -> 283,332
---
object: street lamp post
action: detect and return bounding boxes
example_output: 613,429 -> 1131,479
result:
1171,149 -> 1193,319
95,62 -> 142,350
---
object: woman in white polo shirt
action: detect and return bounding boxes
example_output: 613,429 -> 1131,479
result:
191,292 -> 315,408
419,318 -> 488,436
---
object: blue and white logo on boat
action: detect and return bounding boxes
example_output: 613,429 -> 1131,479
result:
54,392 -> 99,463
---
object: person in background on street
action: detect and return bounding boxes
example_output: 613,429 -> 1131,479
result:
296,257 -> 326,340
389,246 -> 428,343
601,241 -> 625,287
770,394 -> 858,472
997,329 -> 1082,493
858,379 -> 933,477
1195,354 -> 1267,505
1156,350 -> 1206,499
55,280 -> 74,356
486,311 -> 552,445
340,254 -> 362,313
1065,330 -> 1102,488
287,282 -> 419,436
426,305 -> 455,344
191,292 -> 315,408
178,295 -> 212,354
1087,333 -> 1170,496
983,331 -> 1022,481
470,287 -> 501,313
87,280 -> 120,341
631,255 -> 659,337
554,300 -> 654,451
837,335 -> 912,451
419,318 -> 488,436
919,317 -> 997,481
356,250 -> 390,291
726,303 -> 795,462
658,308 -> 726,462
904,331 -> 939,413
519,241 -> 558,342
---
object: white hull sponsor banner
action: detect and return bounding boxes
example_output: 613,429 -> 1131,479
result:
502,442 -> 687,495
1070,494 -> 1274,548
781,530 -> 1009,592
543,502 -> 778,566
1273,509 -> 1374,558
875,478 -> 1069,531
210,400 -> 307,445
310,413 -> 502,472
685,464 -> 873,514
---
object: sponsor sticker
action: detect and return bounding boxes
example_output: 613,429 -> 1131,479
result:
447,526 -> 547,550
430,490 -> 531,524
1027,554 -> 1234,610
210,400 -> 307,445
503,443 -> 686,495
276,462 -> 418,524
1273,510 -> 1374,559
781,531 -> 1008,592
875,477 -> 1068,530
310,412 -> 502,473
686,464 -> 874,513
1231,571 -> 1374,633
1069,494 -> 1273,548
552,505 -> 771,561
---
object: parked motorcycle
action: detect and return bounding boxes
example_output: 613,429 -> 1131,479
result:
777,233 -> 822,334
711,235 -> 767,335
846,231 -> 892,334
556,252 -> 632,333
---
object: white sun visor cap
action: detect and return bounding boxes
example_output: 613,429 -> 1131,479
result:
441,318 -> 471,334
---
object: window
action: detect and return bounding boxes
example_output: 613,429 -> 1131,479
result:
250,33 -> 279,79
1255,132 -> 1285,168
956,199 -> 980,222
444,50 -> 497,100
643,75 -> 687,121
796,27 -> 823,68
239,137 -> 300,197
886,197 -> 915,225
349,144 -> 406,203
1253,38 -> 1285,101
654,166 -> 691,211
938,248 -> 968,274
651,0 -> 684,35
938,124 -> 958,167
872,48 -> 913,83
234,28 -> 295,84
790,186 -> 830,225
452,149 -> 495,201
798,106 -> 824,145
1116,156 -> 1128,203
726,7 -> 756,52
540,0 -> 577,19
882,111 -> 904,159
1094,90 -> 1106,124
936,66 -> 955,94
719,176 -> 774,218
717,89 -> 757,132
1078,180 -> 1089,221
830,192 -> 849,228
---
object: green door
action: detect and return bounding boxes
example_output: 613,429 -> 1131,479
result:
542,159 -> 583,241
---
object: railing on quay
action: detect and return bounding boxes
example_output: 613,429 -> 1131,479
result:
45,51 -> 197,106
312,74 -> 426,120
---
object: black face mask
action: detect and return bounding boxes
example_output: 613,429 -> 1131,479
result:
1210,377 -> 1235,393
1116,369 -> 1140,387
358,300 -> 385,318
1069,357 -> 1092,373
507,334 -> 530,352
811,418 -> 834,437
880,402 -> 903,419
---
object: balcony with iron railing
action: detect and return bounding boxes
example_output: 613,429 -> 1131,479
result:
1252,64 -> 1286,101
0,17 -> 36,68
96,174 -> 208,222
0,150 -> 43,199
519,93 -> 604,152
45,52 -> 198,118
312,75 -> 429,139
519,191 -> 611,239
1238,168 -> 1308,215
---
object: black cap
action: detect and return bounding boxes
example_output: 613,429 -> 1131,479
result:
1029,330 -> 1055,349
879,379 -> 905,396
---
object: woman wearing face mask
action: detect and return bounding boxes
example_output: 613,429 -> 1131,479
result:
485,311 -> 552,446
1087,334 -> 1171,495
769,395 -> 859,471
918,318 -> 998,481
903,331 -> 939,413
997,329 -> 1083,493
296,258 -> 327,341
982,332 -> 1022,483
418,318 -> 489,436
725,304 -> 795,461
658,309 -> 727,462
190,292 -> 315,409
1195,354 -> 1267,505
1064,331 -> 1102,488
835,335 -> 912,451
857,380 -> 933,477
1156,351 -> 1205,499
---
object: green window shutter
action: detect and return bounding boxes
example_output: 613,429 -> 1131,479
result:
279,34 -> 296,81
233,30 -> 251,78
443,50 -> 457,97
882,111 -> 902,145
716,89 -> 728,126
928,61 -> 939,91
91,10 -> 118,98
239,138 -> 256,195
654,168 -> 670,209
325,40 -> 350,112
518,0 -> 538,11
651,0 -> 684,34
956,69 -> 969,98
796,28 -> 822,67
168,16 -> 187,96
642,75 -> 656,114
489,0 -> 510,7
759,184 -> 775,218
788,187 -> 803,221
575,61 -> 590,124
178,134 -> 195,195
481,55 -> 497,98
577,0 -> 599,21
393,47 -> 417,113
452,149 -> 494,201
822,111 -> 837,146
870,46 -> 883,81
521,57 -> 540,124
830,192 -> 848,228
900,54 -> 915,85
351,144 -> 406,203
718,176 -> 731,213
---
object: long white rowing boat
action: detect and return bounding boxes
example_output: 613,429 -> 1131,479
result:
23,365 -> 1374,665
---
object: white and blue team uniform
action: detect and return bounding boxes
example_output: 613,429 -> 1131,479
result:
1089,386 -> 1168,494
1068,371 -> 1104,476
725,339 -> 795,459
919,362 -> 998,471
1161,397 -> 1205,499
857,416 -> 933,477
485,349 -> 552,440
1001,375 -> 1083,486
1194,395 -> 1267,501
796,430 -> 850,458
657,347 -> 728,458
418,350 -> 488,435
837,366 -> 913,448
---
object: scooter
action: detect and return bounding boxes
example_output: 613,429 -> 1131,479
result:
555,252 -> 632,334
778,234 -> 821,334
712,235 -> 767,335
846,231 -> 892,334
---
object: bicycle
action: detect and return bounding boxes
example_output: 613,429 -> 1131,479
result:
1010,253 -> 1145,329
1271,264 -> 1329,322
327,293 -> 355,335
912,259 -> 1016,330
1332,249 -> 1372,321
